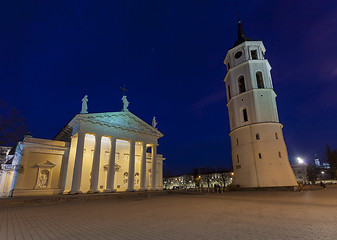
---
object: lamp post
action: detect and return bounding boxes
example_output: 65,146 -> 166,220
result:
296,157 -> 307,184
297,157 -> 304,164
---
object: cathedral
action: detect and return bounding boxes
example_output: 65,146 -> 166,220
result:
224,20 -> 297,188
0,95 -> 165,197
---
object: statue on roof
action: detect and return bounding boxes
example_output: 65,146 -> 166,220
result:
122,95 -> 129,112
152,116 -> 158,129
81,95 -> 88,114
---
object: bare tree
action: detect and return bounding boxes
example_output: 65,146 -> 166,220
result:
326,145 -> 337,179
0,99 -> 27,146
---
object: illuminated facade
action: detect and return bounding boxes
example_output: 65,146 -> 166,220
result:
163,172 -> 233,190
224,20 -> 297,188
1,97 -> 164,197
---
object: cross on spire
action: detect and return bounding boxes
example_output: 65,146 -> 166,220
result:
237,11 -> 241,23
120,84 -> 129,96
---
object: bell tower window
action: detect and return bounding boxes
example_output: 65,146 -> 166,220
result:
251,50 -> 258,59
256,72 -> 264,88
238,76 -> 246,93
243,108 -> 248,122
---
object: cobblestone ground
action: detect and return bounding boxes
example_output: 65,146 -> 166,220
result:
1,186 -> 337,240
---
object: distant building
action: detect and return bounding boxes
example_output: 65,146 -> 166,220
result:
314,154 -> 320,167
321,163 -> 330,169
163,172 -> 233,190
291,155 -> 335,184
291,163 -> 308,184
0,146 -> 11,164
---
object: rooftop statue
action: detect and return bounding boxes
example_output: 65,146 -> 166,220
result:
122,95 -> 129,112
81,95 -> 88,114
152,116 -> 158,128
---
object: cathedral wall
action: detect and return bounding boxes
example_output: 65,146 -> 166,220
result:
0,170 -> 14,197
146,157 -> 151,188
13,138 -> 69,196
114,139 -> 131,192
97,137 -> 112,192
134,144 -> 141,190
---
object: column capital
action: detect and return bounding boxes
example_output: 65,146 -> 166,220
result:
76,131 -> 86,136
146,143 -> 158,148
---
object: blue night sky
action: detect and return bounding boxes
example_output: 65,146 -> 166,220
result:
1,1 -> 337,175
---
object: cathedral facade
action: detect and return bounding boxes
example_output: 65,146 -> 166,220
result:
0,96 -> 164,197
224,20 -> 297,188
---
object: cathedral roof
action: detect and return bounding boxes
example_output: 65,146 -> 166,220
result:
54,111 -> 163,142
233,20 -> 252,48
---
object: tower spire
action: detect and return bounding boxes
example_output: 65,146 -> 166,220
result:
233,16 -> 251,47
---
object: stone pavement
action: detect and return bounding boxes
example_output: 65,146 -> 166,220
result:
1,186 -> 337,240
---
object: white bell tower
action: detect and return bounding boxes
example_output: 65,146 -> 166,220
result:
224,20 -> 297,188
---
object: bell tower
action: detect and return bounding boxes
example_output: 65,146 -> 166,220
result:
224,19 -> 297,188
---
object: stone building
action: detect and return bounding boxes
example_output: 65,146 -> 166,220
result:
0,96 -> 165,197
163,172 -> 233,190
291,163 -> 308,184
0,146 -> 11,164
223,20 -> 297,188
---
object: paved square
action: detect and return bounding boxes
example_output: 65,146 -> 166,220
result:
1,187 -> 337,240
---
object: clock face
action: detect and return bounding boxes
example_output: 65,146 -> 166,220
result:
235,51 -> 242,59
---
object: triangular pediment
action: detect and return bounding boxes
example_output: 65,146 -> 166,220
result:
32,161 -> 56,168
72,111 -> 163,138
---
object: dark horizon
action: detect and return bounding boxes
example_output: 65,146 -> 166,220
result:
1,1 -> 337,175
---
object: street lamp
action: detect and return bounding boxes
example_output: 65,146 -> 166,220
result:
297,157 -> 304,164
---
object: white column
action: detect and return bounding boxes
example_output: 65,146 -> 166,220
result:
105,137 -> 116,192
151,144 -> 158,190
88,134 -> 102,193
127,140 -> 136,191
69,132 -> 86,194
139,142 -> 147,191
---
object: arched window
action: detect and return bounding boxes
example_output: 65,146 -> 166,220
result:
275,132 -> 278,139
256,133 -> 260,140
243,108 -> 248,122
236,155 -> 240,163
251,50 -> 258,59
258,153 -> 262,159
227,85 -> 231,99
236,138 -> 239,145
256,72 -> 264,88
278,151 -> 282,158
238,76 -> 246,93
